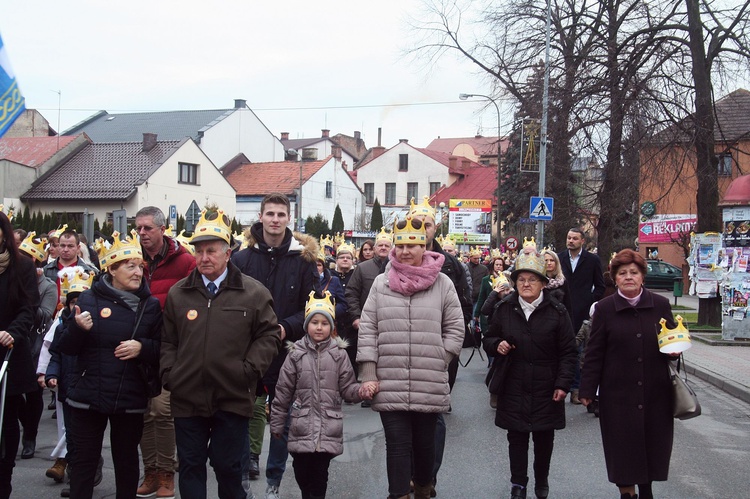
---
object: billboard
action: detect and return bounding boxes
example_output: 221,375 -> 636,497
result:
448,199 -> 492,244
638,214 -> 696,243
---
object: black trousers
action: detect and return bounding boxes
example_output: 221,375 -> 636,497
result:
380,411 -> 438,497
290,451 -> 335,499
18,386 -> 44,441
0,395 -> 22,499
507,429 -> 554,487
67,406 -> 143,499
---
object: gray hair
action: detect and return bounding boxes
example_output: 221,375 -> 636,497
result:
136,206 -> 166,228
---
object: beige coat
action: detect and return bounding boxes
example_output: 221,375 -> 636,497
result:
357,268 -> 465,413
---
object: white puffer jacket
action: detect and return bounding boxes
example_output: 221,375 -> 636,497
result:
357,268 -> 465,413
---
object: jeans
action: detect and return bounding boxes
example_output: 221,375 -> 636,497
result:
432,413 -> 446,482
0,395 -> 22,499
507,429 -> 554,487
380,411 -> 439,497
571,344 -> 583,390
140,388 -> 176,472
67,407 -> 143,499
290,451 -> 334,498
174,411 -> 248,499
266,384 -> 290,487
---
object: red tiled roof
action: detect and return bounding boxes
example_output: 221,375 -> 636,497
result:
415,148 -> 485,173
226,157 -> 329,196
425,136 -> 508,157
430,166 -> 497,205
0,136 -> 79,167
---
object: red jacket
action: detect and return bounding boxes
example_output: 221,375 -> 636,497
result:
144,237 -> 196,309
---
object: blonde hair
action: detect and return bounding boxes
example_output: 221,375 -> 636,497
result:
541,250 -> 565,280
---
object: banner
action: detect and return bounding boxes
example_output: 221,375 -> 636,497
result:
0,32 -> 26,138
448,199 -> 492,244
638,214 -> 696,243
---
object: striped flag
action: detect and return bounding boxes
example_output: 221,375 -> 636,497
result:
0,32 -> 26,138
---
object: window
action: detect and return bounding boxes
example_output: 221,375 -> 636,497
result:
178,163 -> 198,184
364,183 -> 375,204
385,183 -> 396,205
430,182 -> 441,196
399,154 -> 409,171
717,154 -> 732,176
407,182 -> 418,201
325,181 -> 333,198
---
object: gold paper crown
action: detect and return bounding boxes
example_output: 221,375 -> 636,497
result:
393,217 -> 426,245
469,246 -> 482,258
610,252 -> 617,263
60,270 -> 94,296
176,230 -> 195,256
512,250 -> 546,279
232,231 -> 246,249
334,232 -> 345,245
19,231 -> 48,263
409,196 -> 436,219
320,234 -> 334,249
337,242 -> 355,256
658,315 -> 692,354
316,247 -> 326,262
522,237 -> 537,251
48,224 -> 68,239
375,226 -> 392,244
96,230 -> 143,269
491,272 -> 509,289
305,290 -> 336,321
491,248 -> 502,259
0,205 -> 12,222
165,225 -> 175,237
192,209 -> 232,244
440,234 -> 456,249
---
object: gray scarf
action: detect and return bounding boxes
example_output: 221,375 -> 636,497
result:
102,274 -> 141,312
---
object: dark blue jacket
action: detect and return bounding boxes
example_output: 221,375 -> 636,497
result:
58,276 -> 161,414
46,313 -> 79,401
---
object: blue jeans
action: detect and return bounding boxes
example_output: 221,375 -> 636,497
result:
265,384 -> 290,487
380,411 -> 438,497
174,411 -> 249,499
432,413 -> 446,481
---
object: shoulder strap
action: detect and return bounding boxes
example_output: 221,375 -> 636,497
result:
130,302 -> 147,340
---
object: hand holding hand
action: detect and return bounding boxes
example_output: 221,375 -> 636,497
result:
114,340 -> 142,360
47,378 -> 58,389
74,306 -> 93,331
37,374 -> 47,388
359,381 -> 379,400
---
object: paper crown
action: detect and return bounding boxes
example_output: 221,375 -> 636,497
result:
60,269 -> 94,296
409,196 -> 436,219
320,234 -> 334,250
48,224 -> 68,240
522,237 -> 537,251
658,315 -> 692,354
19,231 -> 47,263
440,234 -> 457,249
305,290 -> 336,322
375,226 -> 393,244
316,247 -> 327,262
337,242 -> 355,256
232,231 -> 246,249
164,225 -> 175,237
176,230 -> 195,256
334,232 -> 345,245
96,230 -> 143,269
469,246 -> 482,258
610,252 -> 617,263
393,217 -> 426,245
511,250 -> 548,282
0,204 -> 12,222
491,248 -> 502,259
191,209 -> 232,244
491,272 -> 510,289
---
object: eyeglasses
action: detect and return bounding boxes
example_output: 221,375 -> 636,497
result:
516,278 -> 541,285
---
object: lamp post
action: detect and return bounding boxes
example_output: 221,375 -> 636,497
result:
439,201 -> 446,237
459,93 -> 502,247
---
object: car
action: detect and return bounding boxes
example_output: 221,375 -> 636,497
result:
645,260 -> 683,290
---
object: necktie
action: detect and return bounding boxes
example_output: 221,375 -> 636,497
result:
207,282 -> 218,298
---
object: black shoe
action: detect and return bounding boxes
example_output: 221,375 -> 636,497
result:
534,480 -> 549,499
248,453 -> 260,479
60,488 -> 70,498
511,485 -> 527,498
21,439 -> 35,459
52,411 -> 57,419
48,391 -> 57,410
361,400 -> 371,408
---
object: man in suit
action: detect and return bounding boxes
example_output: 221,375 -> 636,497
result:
557,228 -> 604,404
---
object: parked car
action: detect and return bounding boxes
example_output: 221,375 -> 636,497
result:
645,260 -> 683,290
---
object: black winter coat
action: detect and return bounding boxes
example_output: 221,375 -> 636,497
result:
483,290 -> 577,431
46,314 -> 79,401
58,276 -> 162,414
579,289 -> 675,484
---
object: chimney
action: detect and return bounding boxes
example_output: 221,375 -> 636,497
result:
234,99 -> 246,109
280,132 -> 289,141
462,158 -> 471,169
449,155 -> 457,169
322,129 -> 330,138
399,139 -> 409,144
331,145 -> 342,160
285,149 -> 299,161
354,131 -> 361,140
377,127 -> 382,147
142,133 -> 157,152
301,147 -> 318,161
372,146 -> 386,159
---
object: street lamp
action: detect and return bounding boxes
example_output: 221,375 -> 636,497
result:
459,93 -> 502,247
438,201 -> 446,237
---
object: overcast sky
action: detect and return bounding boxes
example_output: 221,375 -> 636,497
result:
1,0 -> 516,148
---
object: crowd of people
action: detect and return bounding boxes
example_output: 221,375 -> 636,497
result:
0,198 -> 681,499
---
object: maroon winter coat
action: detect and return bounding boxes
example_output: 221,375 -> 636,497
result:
580,289 -> 675,485
143,237 -> 196,309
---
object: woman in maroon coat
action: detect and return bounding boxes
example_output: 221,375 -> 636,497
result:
580,249 -> 678,499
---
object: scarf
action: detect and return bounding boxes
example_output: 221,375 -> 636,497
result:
387,248 -> 445,296
617,288 -> 642,307
0,250 -> 9,275
519,292 -> 544,320
546,275 -> 565,290
102,274 -> 142,312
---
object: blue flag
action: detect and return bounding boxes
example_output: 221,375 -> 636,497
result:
0,32 -> 26,138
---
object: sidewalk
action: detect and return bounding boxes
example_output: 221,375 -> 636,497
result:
652,289 -> 750,404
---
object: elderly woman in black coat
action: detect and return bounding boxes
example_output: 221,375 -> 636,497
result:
483,250 -> 577,499
580,249 -> 678,499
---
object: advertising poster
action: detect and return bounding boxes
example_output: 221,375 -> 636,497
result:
448,199 -> 492,245
638,214 -> 696,243
723,206 -> 750,247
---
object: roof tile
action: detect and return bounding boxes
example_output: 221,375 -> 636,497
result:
0,136 -> 79,167
226,158 -> 329,196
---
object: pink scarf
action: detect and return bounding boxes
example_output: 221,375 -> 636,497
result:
387,248 -> 445,296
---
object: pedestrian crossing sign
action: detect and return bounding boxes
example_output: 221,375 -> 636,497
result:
529,197 -> 553,221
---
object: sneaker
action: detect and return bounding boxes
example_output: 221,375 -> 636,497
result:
265,484 -> 280,499
46,458 -> 67,483
156,471 -> 175,499
136,469 -> 159,497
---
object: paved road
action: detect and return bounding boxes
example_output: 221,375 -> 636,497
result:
11,347 -> 750,498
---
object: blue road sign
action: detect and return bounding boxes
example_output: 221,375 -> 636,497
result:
529,197 -> 553,221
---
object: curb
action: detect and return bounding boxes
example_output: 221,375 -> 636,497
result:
685,364 -> 750,405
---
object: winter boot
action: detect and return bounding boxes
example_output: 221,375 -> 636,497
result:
137,469 -> 159,497
414,481 -> 432,499
156,471 -> 175,499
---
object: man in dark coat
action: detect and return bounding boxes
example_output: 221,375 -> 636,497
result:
231,193 -> 319,498
557,228 -> 604,403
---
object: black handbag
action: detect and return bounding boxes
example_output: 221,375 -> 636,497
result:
670,355 -> 701,420
130,303 -> 162,399
485,354 -> 512,395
